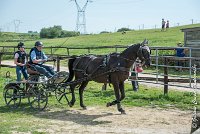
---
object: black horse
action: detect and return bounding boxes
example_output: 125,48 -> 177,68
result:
66,39 -> 151,114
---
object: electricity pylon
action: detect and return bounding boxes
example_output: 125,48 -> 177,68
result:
71,0 -> 92,34
13,19 -> 22,33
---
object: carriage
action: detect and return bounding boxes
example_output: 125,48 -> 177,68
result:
3,65 -> 71,110
3,39 -> 150,114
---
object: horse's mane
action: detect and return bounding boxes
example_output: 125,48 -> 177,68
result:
120,43 -> 141,56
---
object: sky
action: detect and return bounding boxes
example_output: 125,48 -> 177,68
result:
0,0 -> 199,34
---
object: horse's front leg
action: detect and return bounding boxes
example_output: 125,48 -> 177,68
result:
79,81 -> 89,109
107,82 -> 125,114
119,81 -> 125,101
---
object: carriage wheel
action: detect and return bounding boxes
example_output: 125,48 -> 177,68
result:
28,85 -> 48,110
55,86 -> 71,105
4,86 -> 21,108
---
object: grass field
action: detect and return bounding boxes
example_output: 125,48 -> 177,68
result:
0,24 -> 200,133
0,67 -> 200,133
1,24 -> 200,56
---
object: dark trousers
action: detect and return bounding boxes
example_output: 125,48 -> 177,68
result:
131,72 -> 139,91
132,81 -> 139,91
31,64 -> 55,78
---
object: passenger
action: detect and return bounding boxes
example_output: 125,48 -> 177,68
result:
14,42 -> 28,81
29,41 -> 56,78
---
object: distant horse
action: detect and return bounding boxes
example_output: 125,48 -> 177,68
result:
66,39 -> 151,114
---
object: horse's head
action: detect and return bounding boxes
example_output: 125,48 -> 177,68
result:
137,39 -> 151,67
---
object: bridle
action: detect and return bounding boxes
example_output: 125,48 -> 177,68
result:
137,46 -> 150,65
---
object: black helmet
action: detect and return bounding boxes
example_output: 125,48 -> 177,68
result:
35,41 -> 43,47
17,42 -> 25,49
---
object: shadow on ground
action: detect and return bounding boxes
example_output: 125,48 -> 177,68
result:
35,109 -> 113,126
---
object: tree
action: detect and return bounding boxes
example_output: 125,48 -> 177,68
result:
40,25 -> 79,38
117,27 -> 132,32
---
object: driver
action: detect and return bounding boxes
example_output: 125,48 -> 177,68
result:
29,41 -> 56,78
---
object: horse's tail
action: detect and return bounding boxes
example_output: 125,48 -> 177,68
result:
66,57 -> 76,82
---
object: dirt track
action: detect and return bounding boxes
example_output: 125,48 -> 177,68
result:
2,60 -> 193,133
32,106 -> 192,134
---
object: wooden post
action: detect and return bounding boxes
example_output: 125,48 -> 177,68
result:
51,46 -> 53,55
164,57 -> 168,95
67,48 -> 69,55
115,47 -> 117,52
57,56 -> 60,72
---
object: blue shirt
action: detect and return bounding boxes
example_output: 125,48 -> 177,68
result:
30,50 -> 48,64
175,48 -> 185,57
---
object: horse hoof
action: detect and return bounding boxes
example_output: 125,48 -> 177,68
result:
106,102 -> 111,107
68,102 -> 74,107
121,111 -> 126,114
81,105 -> 87,110
119,108 -> 126,114
68,103 -> 73,107
82,106 -> 87,110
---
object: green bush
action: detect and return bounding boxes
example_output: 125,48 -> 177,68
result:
100,31 -> 110,34
0,32 -> 39,42
117,27 -> 132,32
60,30 -> 80,37
40,25 -> 79,39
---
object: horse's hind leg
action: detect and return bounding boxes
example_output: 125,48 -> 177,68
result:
69,84 -> 76,107
79,81 -> 89,109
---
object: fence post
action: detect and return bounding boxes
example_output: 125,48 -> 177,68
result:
57,56 -> 60,72
189,48 -> 192,87
67,48 -> 69,55
0,53 -> 2,67
164,57 -> 168,95
51,46 -> 53,56
156,48 -> 158,83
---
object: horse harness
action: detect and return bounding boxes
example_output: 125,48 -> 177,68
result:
72,54 -> 131,84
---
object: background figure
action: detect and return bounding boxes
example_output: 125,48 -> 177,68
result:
161,18 -> 166,31
166,20 -> 169,30
14,42 -> 28,81
131,60 -> 143,91
174,42 -> 186,71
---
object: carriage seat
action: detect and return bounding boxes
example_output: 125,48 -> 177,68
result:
26,63 -> 40,75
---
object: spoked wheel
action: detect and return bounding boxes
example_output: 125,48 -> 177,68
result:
28,85 -> 48,110
55,86 -> 71,105
4,86 -> 21,108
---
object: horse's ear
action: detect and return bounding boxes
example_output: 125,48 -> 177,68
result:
141,39 -> 148,46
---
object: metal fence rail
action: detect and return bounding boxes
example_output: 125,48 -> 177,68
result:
129,47 -> 200,94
